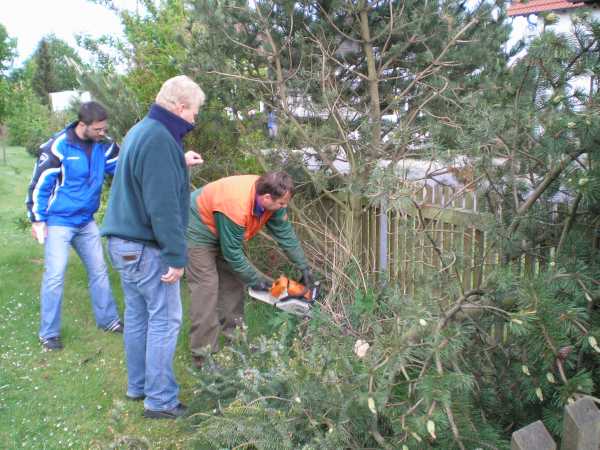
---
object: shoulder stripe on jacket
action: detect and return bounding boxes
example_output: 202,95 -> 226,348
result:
30,167 -> 61,221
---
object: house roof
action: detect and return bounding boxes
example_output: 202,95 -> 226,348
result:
507,1 -> 585,17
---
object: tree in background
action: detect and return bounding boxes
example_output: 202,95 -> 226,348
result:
0,23 -> 16,126
80,0 -> 252,178
2,34 -> 80,155
0,23 -> 16,75
28,35 -> 83,104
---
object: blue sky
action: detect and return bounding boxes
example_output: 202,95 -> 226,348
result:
0,0 -> 137,67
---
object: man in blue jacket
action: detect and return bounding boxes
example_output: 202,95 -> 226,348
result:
102,75 -> 205,420
26,101 -> 123,352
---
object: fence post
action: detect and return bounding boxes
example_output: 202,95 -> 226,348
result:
378,195 -> 388,284
561,396 -> 600,450
511,420 -> 556,450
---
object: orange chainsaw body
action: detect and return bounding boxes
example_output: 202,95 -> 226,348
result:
270,275 -> 313,301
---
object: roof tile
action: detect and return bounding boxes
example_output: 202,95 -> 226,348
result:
507,1 -> 585,16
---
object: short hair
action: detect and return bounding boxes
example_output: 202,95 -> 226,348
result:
256,172 -> 294,199
155,75 -> 206,112
78,101 -> 108,125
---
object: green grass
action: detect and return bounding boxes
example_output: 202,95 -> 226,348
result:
0,145 -> 277,449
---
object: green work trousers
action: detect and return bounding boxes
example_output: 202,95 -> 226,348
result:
186,245 -> 245,356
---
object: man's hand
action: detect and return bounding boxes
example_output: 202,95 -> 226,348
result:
250,279 -> 271,292
31,222 -> 47,245
300,268 -> 314,288
185,151 -> 204,167
161,267 -> 184,284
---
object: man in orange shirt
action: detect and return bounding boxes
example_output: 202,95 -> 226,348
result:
186,172 -> 312,367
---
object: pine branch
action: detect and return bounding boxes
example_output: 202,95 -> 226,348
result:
508,147 -> 588,237
555,192 -> 582,258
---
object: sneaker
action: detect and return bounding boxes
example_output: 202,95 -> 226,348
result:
105,320 -> 124,333
40,336 -> 63,351
192,355 -> 205,369
143,403 -> 187,420
126,394 -> 145,401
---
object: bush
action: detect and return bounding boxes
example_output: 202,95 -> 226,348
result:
6,83 -> 54,156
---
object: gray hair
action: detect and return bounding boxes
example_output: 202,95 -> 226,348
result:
155,75 -> 206,112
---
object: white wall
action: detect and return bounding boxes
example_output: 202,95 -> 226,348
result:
49,90 -> 92,112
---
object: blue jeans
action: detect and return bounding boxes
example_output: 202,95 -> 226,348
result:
39,221 -> 120,339
107,237 -> 182,411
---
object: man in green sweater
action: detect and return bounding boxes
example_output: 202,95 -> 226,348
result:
102,75 -> 205,420
186,172 -> 313,368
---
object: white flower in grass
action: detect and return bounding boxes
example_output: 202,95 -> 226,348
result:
354,340 -> 370,359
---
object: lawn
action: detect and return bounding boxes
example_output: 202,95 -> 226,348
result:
0,145 -> 276,449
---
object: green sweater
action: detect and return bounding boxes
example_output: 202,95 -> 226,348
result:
102,115 -> 190,268
187,188 -> 307,285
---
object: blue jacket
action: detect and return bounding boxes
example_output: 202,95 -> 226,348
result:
26,122 -> 119,228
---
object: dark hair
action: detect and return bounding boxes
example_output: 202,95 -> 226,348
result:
256,171 -> 294,198
78,101 -> 108,125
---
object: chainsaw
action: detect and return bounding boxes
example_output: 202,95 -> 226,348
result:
248,275 -> 320,317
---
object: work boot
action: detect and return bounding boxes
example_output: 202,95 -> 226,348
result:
143,403 -> 187,420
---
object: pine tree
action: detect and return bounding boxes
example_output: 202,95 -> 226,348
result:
30,36 -> 83,104
183,0 -> 512,273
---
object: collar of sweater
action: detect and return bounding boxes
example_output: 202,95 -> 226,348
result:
65,121 -> 96,153
253,193 -> 265,217
148,103 -> 195,146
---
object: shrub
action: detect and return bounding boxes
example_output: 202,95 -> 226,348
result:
6,83 -> 54,156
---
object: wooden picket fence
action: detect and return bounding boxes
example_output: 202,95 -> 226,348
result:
303,184 -> 596,294
358,185 -> 494,293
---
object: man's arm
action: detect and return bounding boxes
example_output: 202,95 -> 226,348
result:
265,208 -> 308,270
104,142 -> 120,176
26,141 -> 62,223
214,212 -> 264,286
140,143 -> 187,268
